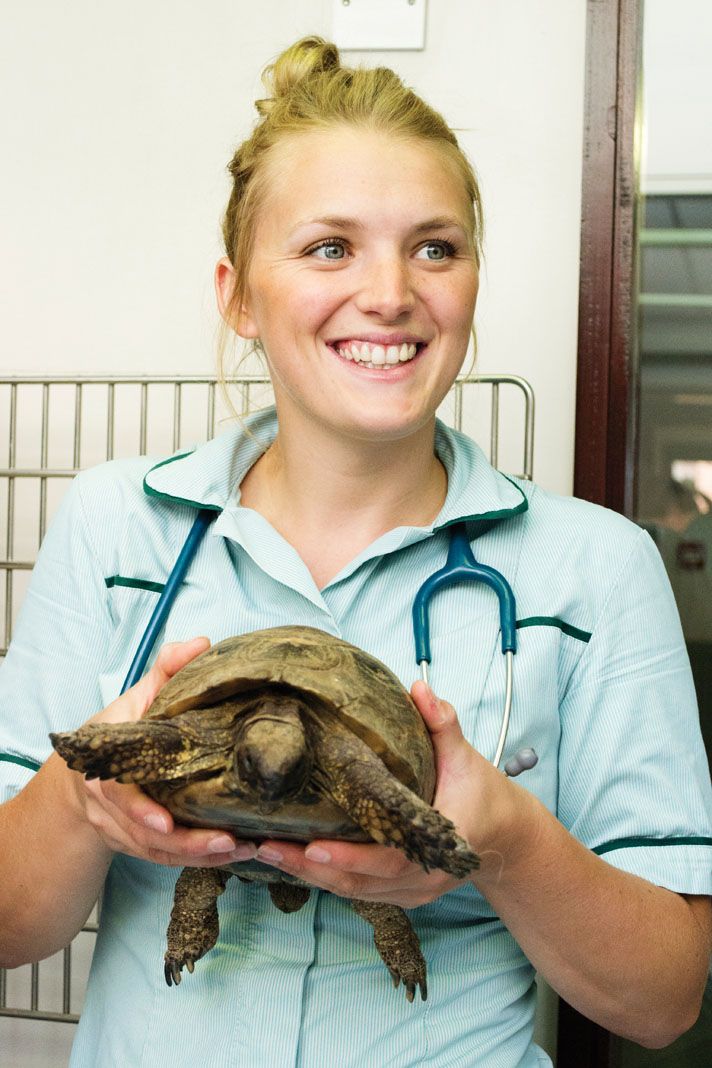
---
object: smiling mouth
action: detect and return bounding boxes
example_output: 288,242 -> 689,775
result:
332,340 -> 421,369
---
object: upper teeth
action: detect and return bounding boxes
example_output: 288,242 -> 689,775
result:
335,341 -> 418,367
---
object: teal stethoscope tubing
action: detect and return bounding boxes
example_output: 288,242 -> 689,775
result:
412,521 -> 517,769
120,513 -> 521,771
120,509 -> 217,693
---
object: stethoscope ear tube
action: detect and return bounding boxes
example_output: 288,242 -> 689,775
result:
412,522 -> 518,665
413,521 -> 527,771
120,509 -> 217,694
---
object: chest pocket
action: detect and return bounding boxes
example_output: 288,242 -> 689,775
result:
434,616 -> 589,817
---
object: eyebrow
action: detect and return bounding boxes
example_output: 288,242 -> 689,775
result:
290,214 -> 468,236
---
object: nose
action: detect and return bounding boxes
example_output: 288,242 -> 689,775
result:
354,252 -> 416,321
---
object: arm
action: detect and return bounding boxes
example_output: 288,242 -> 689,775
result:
254,684 -> 711,1047
0,473 -> 254,967
254,528 -> 712,1045
0,638 -> 255,969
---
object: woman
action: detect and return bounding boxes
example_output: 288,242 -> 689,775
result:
1,36 -> 710,1068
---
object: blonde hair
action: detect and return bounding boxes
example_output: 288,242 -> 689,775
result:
219,35 -> 483,375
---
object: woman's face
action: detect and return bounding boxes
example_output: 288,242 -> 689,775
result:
223,125 -> 479,445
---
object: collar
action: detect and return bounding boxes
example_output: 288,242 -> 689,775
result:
143,409 -> 276,512
142,407 -> 528,536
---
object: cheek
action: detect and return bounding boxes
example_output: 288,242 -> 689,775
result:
266,274 -> 346,334
434,277 -> 478,339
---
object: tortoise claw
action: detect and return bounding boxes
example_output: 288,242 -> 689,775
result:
165,956 -> 194,987
388,966 -> 427,1002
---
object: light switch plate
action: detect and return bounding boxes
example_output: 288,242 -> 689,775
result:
332,0 -> 427,51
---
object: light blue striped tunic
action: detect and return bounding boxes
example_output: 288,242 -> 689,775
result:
1,409 -> 711,1068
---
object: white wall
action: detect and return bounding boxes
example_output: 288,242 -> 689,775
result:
642,0 -> 712,191
0,0 -> 587,496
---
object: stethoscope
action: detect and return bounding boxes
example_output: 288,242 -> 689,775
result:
121,510 -> 537,778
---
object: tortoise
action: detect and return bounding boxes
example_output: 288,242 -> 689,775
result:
51,625 -> 479,1002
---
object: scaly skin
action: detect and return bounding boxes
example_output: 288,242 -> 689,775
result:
311,716 -> 480,878
50,719 -> 230,783
164,867 -> 232,986
351,900 -> 427,1002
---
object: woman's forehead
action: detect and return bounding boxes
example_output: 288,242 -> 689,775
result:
256,126 -> 474,232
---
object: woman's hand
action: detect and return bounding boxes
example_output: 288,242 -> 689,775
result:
252,681 -> 513,907
72,638 -> 258,868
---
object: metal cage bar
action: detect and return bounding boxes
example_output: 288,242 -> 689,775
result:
0,371 -> 534,1025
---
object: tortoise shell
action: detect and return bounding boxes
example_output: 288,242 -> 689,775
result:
144,625 -> 435,843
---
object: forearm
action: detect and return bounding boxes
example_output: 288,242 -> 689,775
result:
473,782 -> 712,1047
0,753 -> 112,967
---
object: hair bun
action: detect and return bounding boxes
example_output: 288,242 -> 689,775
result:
256,36 -> 341,117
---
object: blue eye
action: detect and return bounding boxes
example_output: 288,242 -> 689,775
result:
417,241 -> 455,261
311,241 -> 346,260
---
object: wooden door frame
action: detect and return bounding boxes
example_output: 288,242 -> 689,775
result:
558,1 -> 643,1065
573,0 -> 643,517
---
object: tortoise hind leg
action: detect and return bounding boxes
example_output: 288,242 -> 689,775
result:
313,723 -> 479,878
268,882 -> 311,913
351,899 -> 427,1002
165,867 -> 232,986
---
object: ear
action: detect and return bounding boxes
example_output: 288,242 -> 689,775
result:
214,257 -> 259,339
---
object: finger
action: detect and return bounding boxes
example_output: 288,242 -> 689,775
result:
255,839 -> 456,904
93,777 -> 176,835
84,779 -> 257,865
262,838 -> 414,879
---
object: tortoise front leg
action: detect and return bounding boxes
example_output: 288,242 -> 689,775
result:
313,723 -> 479,878
165,867 -> 232,986
351,899 -> 427,1002
50,720 -> 222,784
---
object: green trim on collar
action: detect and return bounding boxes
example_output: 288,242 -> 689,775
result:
105,575 -> 165,594
434,475 -> 529,537
142,451 -> 222,512
141,415 -> 529,531
516,617 -> 592,643
592,835 -> 712,856
0,752 -> 41,772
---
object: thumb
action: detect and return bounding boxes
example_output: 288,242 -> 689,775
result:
137,636 -> 211,710
411,681 -> 491,807
411,679 -> 469,764
102,637 -> 211,724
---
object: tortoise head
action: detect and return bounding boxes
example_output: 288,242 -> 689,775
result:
233,697 -> 312,804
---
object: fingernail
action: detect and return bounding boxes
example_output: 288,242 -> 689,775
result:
229,844 -> 257,861
257,845 -> 283,863
305,845 -> 331,863
208,834 -> 236,854
144,813 -> 169,833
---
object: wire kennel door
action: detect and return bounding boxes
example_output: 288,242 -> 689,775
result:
0,371 -> 534,1025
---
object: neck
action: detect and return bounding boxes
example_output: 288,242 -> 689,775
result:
239,412 -> 447,586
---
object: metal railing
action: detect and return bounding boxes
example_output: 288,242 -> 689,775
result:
0,370 -> 534,1024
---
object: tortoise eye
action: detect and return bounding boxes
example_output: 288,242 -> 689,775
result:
237,749 -> 254,778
